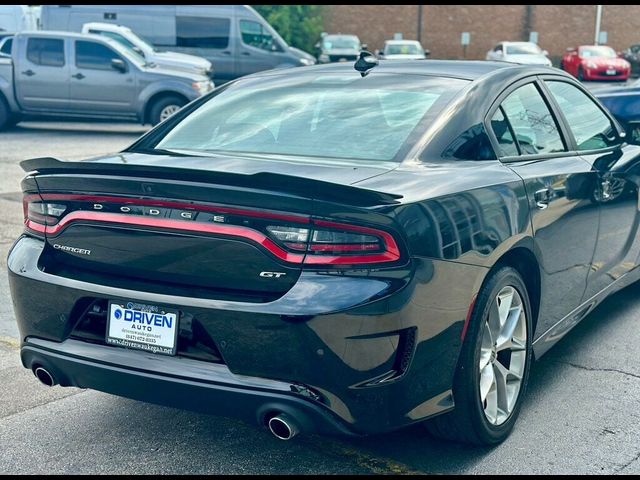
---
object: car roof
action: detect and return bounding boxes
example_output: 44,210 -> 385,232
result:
253,60 -> 530,82
385,40 -> 421,45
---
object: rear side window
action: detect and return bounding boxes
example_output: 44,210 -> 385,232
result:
491,108 -> 519,157
0,37 -> 12,55
90,30 -> 137,52
176,16 -> 230,49
76,41 -> 121,70
545,81 -> 618,151
240,20 -> 282,52
26,38 -> 65,67
499,83 -> 565,155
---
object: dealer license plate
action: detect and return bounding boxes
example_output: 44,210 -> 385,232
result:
606,69 -> 617,75
106,301 -> 179,355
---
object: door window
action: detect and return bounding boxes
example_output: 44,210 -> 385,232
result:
498,83 -> 565,155
176,16 -> 230,49
545,80 -> 619,150
26,38 -> 64,67
240,20 -> 283,52
76,41 -> 122,70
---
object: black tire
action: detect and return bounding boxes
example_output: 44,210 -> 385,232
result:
425,266 -> 533,445
0,98 -> 9,131
577,67 -> 585,81
148,95 -> 187,126
559,61 -> 565,71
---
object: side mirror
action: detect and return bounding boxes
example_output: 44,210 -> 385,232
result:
314,42 -> 320,49
361,43 -> 368,51
111,58 -> 127,73
132,46 -> 144,56
542,49 -> 549,56
424,49 -> 431,57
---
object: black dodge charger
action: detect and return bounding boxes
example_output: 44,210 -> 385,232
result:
9,58 -> 640,445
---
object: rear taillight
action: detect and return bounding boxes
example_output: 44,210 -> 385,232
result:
23,197 -> 67,235
266,220 -> 401,266
22,194 -> 402,266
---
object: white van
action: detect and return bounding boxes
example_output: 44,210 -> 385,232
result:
41,5 -> 316,83
0,5 -> 40,32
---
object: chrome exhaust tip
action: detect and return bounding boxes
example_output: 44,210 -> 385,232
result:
33,366 -> 56,387
268,414 -> 299,440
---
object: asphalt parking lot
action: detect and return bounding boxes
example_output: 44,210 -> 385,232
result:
1,121 -> 640,474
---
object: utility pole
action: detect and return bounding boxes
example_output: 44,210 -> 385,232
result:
594,5 -> 603,45
417,4 -> 423,42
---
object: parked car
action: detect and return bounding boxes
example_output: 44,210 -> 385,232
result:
594,79 -> 640,143
621,44 -> 640,77
378,40 -> 429,60
561,45 -> 631,81
486,41 -> 552,66
316,34 -> 363,63
81,22 -> 212,77
11,59 -> 640,445
41,5 -> 315,83
0,5 -> 39,32
0,31 -> 214,129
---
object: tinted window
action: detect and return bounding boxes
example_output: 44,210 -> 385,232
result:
546,81 -> 618,150
153,75 -> 468,162
240,20 -> 282,52
176,16 -> 230,49
76,41 -> 121,70
0,37 -> 11,55
90,30 -> 137,52
491,108 -> 519,157
26,38 -> 64,67
500,83 -> 565,155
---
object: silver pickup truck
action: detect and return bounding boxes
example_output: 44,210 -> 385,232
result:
0,31 -> 214,130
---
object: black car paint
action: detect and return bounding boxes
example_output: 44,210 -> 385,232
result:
9,61 -> 640,436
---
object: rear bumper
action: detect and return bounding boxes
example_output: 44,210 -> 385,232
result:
21,337 -> 355,436
9,235 -> 486,435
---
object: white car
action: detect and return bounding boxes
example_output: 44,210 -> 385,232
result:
379,40 -> 429,60
486,41 -> 552,67
82,22 -> 213,77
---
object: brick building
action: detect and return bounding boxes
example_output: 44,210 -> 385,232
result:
323,5 -> 640,64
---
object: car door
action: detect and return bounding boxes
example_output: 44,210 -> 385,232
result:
67,39 -> 137,115
237,18 -> 288,76
174,13 -> 236,82
486,78 -> 601,338
543,77 -> 640,298
14,36 -> 69,111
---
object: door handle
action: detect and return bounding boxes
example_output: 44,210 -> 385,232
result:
21,69 -> 35,77
241,51 -> 251,56
534,188 -> 552,210
221,50 -> 232,56
72,73 -> 85,80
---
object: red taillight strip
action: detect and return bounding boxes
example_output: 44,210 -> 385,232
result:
44,212 -> 305,263
312,219 -> 401,259
36,194 -> 311,225
309,243 -> 380,252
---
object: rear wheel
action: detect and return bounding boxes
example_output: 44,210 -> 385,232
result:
577,67 -> 585,81
425,267 -> 533,445
0,98 -> 9,131
149,95 -> 187,126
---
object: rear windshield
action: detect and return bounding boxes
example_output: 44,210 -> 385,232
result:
505,43 -> 541,55
385,44 -> 424,55
152,73 -> 468,162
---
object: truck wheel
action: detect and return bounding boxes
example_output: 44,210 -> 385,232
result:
424,266 -> 533,445
0,99 -> 9,131
149,95 -> 187,126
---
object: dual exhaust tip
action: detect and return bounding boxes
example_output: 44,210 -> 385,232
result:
33,366 -> 56,387
267,413 -> 299,441
33,366 -> 301,440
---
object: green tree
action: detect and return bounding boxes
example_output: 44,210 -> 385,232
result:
252,5 -> 324,54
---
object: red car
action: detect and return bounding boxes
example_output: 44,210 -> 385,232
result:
561,45 -> 631,81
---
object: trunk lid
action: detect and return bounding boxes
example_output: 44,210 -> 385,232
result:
23,154 -> 402,302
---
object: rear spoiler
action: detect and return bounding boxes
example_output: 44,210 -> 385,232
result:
20,157 -> 402,207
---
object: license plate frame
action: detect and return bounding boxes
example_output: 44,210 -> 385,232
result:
106,301 -> 179,356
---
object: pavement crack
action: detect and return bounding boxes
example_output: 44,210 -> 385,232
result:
615,450 -> 640,473
301,436 -> 426,475
556,360 -> 640,381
